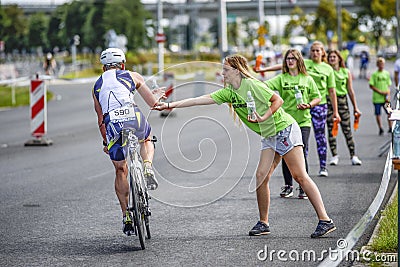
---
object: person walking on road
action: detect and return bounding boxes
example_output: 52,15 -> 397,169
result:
43,52 -> 57,76
327,50 -> 362,166
359,50 -> 369,79
92,48 -> 163,236
153,54 -> 336,238
369,57 -> 392,135
264,49 -> 321,199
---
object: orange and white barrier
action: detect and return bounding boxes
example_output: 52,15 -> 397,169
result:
25,76 -> 52,146
30,79 -> 47,137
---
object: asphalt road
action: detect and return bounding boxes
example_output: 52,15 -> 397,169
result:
0,60 -> 397,267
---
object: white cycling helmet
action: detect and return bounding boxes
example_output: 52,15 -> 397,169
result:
100,48 -> 126,65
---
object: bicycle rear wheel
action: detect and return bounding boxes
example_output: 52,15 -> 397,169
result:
129,170 -> 145,250
137,168 -> 151,239
144,191 -> 151,239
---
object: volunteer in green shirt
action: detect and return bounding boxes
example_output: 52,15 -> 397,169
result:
255,41 -> 340,178
369,57 -> 392,135
327,50 -> 362,166
265,49 -> 321,200
304,41 -> 340,178
153,54 -> 336,239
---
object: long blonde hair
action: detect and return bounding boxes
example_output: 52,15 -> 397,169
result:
223,54 -> 255,127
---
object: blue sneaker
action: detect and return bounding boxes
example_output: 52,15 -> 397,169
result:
249,221 -> 270,236
311,220 -> 336,238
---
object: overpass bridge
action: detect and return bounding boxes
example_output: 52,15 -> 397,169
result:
146,0 -> 359,19
10,0 -> 360,18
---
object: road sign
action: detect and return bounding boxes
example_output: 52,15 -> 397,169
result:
155,33 -> 166,43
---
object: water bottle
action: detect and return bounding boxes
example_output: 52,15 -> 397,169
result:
255,54 -> 263,71
332,119 -> 339,137
151,79 -> 159,90
354,112 -> 360,131
294,85 -> 303,105
246,91 -> 256,120
393,121 -> 400,158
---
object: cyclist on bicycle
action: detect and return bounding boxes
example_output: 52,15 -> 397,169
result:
92,48 -> 163,235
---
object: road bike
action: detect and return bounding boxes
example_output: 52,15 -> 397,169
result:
122,127 -> 152,250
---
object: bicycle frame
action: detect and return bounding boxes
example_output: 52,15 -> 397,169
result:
122,127 -> 151,249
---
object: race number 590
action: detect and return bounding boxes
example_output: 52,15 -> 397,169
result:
110,105 -> 136,122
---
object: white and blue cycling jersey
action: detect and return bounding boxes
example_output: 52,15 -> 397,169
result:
93,69 -> 151,161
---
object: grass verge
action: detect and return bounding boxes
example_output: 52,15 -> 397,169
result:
370,191 -> 398,253
0,85 -> 53,108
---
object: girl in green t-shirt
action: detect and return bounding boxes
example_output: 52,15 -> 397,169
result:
303,41 -> 340,177
265,48 -> 321,200
327,50 -> 362,166
255,41 -> 341,178
153,54 -> 336,238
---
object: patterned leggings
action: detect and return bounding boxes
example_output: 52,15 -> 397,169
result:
327,95 -> 355,157
310,104 -> 328,169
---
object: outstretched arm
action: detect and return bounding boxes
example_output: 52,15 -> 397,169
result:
254,63 -> 282,73
153,94 -> 216,110
131,72 -> 161,108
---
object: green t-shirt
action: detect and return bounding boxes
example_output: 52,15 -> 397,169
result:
333,67 -> 350,96
369,70 -> 392,104
265,73 -> 321,127
210,78 -> 295,138
304,59 -> 336,105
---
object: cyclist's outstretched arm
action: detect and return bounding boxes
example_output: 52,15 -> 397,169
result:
153,94 -> 216,110
131,71 -> 161,108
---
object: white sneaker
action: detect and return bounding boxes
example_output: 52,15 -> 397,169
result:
351,156 -> 362,165
329,155 -> 339,166
319,168 -> 328,177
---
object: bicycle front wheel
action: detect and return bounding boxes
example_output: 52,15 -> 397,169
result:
129,171 -> 145,250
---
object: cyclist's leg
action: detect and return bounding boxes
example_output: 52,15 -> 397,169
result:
140,136 -> 154,166
112,159 -> 129,215
128,108 -> 158,189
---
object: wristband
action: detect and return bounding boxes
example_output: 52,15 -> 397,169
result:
103,140 -> 107,147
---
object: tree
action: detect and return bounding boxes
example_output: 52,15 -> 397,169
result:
47,5 -> 68,51
355,0 -> 396,51
313,0 -> 336,43
0,5 -> 27,53
284,6 -> 315,40
28,13 -> 49,50
82,0 -> 107,51
340,9 -> 359,42
103,0 -> 151,51
63,1 -> 92,48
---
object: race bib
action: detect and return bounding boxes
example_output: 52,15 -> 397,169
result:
109,105 -> 136,122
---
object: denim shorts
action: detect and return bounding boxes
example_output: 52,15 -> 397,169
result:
261,123 -> 303,156
374,103 -> 389,116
